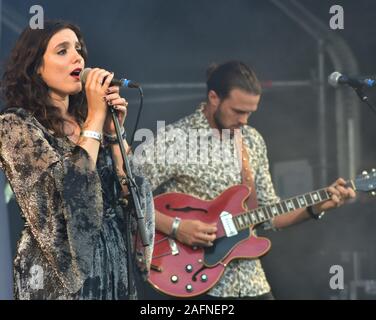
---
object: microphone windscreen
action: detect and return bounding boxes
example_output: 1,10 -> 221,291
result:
328,71 -> 342,87
79,68 -> 92,84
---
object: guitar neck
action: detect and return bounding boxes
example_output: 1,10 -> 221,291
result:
233,180 -> 354,230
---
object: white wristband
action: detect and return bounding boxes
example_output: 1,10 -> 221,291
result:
81,130 -> 102,142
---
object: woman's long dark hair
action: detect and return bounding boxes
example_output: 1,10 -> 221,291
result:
1,20 -> 88,136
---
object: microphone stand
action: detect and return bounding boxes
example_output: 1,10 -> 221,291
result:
354,87 -> 376,115
108,100 -> 150,300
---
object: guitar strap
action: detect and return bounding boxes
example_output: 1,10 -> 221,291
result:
238,135 -> 259,210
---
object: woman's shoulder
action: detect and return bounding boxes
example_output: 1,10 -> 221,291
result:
0,107 -> 47,133
0,107 -> 34,122
0,108 -> 60,150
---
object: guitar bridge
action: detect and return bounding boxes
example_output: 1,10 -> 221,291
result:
168,238 -> 180,255
220,211 -> 238,237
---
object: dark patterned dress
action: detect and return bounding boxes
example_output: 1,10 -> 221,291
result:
0,108 -> 154,300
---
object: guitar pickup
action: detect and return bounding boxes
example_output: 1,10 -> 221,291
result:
168,238 -> 180,255
220,211 -> 238,237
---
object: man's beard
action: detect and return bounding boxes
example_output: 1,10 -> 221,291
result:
213,108 -> 226,131
214,110 -> 241,139
214,108 -> 244,138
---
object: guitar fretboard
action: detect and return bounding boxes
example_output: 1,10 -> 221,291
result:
233,188 -> 332,231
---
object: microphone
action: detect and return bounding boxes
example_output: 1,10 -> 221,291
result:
328,71 -> 376,89
80,68 -> 140,88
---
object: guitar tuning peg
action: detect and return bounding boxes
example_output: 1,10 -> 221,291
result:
362,171 -> 369,176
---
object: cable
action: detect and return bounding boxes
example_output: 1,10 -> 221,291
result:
129,87 -> 144,147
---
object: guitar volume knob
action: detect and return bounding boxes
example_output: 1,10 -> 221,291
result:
170,275 -> 179,283
200,274 -> 208,282
185,284 -> 193,292
185,264 -> 193,273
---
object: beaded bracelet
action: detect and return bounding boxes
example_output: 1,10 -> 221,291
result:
103,127 -> 126,144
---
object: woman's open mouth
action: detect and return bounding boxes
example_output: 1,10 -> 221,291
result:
70,68 -> 82,80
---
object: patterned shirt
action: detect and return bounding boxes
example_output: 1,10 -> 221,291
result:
133,103 -> 280,297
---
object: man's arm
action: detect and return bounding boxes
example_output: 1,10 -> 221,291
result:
273,178 -> 356,229
155,210 -> 217,247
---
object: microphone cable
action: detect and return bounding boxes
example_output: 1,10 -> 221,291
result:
129,86 -> 144,147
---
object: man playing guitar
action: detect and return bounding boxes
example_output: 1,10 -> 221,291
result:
134,61 -> 356,299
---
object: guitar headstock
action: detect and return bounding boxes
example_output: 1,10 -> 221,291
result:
353,169 -> 376,195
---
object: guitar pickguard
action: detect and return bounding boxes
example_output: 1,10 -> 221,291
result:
204,229 -> 250,267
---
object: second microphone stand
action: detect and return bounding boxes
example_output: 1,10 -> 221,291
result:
354,87 -> 376,115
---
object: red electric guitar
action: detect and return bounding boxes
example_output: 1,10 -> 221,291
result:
148,170 -> 376,298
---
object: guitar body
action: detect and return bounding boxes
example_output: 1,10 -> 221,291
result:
149,185 -> 271,298
148,170 -> 376,297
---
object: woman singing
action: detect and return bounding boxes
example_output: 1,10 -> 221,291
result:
0,20 -> 154,300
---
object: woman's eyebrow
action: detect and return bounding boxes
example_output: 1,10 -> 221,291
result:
54,41 -> 81,49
